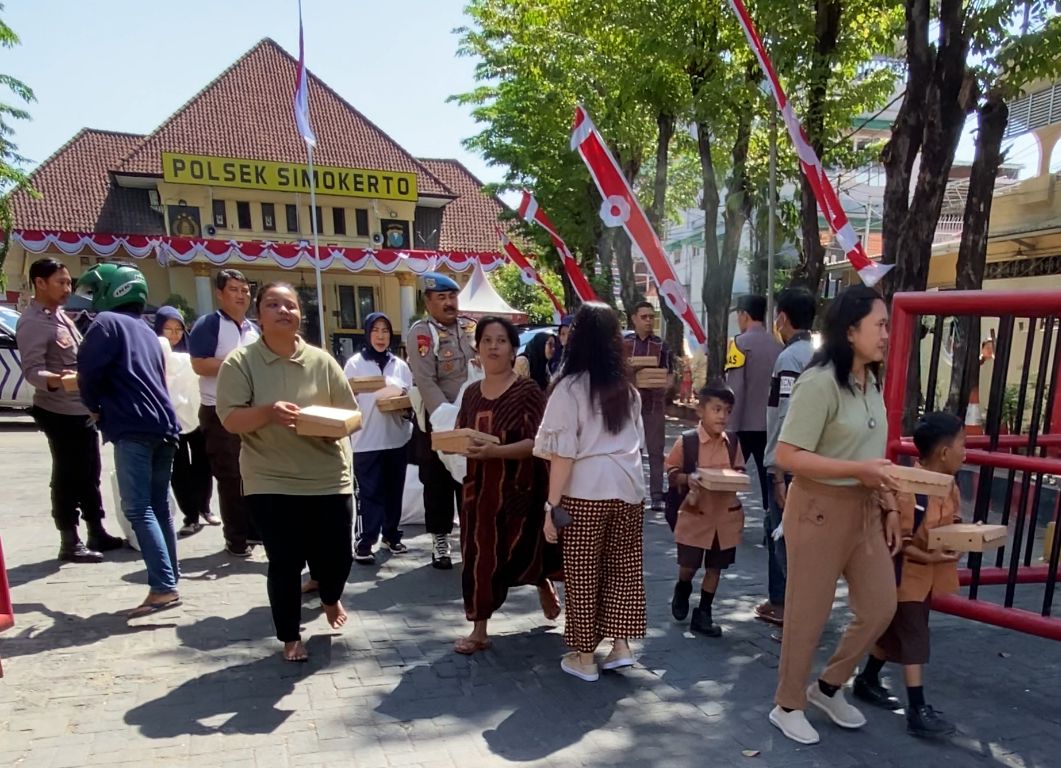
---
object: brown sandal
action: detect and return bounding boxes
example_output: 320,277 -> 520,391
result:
453,636 -> 492,655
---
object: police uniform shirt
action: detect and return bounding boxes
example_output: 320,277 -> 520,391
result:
407,316 -> 476,416
725,325 -> 783,433
15,300 -> 88,416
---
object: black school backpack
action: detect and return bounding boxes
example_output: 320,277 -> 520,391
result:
664,429 -> 740,531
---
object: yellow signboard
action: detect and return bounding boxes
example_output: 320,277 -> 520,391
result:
161,152 -> 418,202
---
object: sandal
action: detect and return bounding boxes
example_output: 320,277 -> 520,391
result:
453,636 -> 492,655
128,595 -> 181,619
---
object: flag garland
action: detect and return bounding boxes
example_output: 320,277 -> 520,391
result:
518,192 -> 598,303
497,227 -> 565,322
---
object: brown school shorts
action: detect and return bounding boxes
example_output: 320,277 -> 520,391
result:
877,598 -> 932,665
676,539 -> 736,571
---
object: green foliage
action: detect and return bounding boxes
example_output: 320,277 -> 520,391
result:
489,262 -> 565,325
162,293 -> 198,325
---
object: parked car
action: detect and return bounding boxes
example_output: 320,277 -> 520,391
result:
517,325 -> 554,356
0,307 -> 32,409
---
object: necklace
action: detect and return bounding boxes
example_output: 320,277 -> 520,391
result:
859,380 -> 877,429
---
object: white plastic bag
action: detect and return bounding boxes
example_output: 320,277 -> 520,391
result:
158,337 -> 201,434
109,468 -> 178,552
429,374 -> 481,484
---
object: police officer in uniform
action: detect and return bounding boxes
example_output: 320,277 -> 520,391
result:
408,272 -> 477,569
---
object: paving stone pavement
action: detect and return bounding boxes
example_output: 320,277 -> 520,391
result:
1,410 -> 1059,767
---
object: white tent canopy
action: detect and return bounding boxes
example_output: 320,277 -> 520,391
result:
457,261 -> 528,322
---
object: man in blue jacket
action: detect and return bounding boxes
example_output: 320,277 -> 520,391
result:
76,263 -> 183,618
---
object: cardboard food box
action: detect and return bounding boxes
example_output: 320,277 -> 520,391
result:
348,376 -> 386,394
635,368 -> 669,389
628,356 -> 658,369
888,465 -> 954,497
60,374 -> 79,392
695,468 -> 751,492
927,522 -> 1008,553
295,406 -> 363,439
377,395 -> 412,413
431,428 -> 501,455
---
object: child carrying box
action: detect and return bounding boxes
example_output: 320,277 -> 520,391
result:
853,411 -> 966,737
665,381 -> 745,637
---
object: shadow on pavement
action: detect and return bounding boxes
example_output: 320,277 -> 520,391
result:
177,604 -> 324,652
4,601 -> 175,659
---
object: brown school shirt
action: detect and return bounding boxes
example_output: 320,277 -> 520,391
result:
665,425 -> 746,550
896,468 -> 962,602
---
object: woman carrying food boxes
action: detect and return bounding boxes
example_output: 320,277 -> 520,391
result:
216,283 -> 361,663
344,312 -> 413,565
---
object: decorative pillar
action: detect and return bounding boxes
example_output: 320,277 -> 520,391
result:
396,271 -> 417,341
193,262 -> 213,317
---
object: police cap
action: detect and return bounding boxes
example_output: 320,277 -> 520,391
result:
419,271 -> 460,293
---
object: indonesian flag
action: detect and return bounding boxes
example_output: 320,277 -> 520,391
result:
292,0 -> 316,147
497,227 -> 564,322
518,192 -> 598,303
571,106 -> 707,345
727,0 -> 891,287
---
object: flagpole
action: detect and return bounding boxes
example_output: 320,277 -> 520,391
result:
306,143 -> 326,347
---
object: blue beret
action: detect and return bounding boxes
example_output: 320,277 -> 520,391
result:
419,271 -> 460,293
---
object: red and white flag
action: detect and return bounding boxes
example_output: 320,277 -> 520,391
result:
571,106 -> 707,345
292,0 -> 316,147
727,0 -> 891,287
497,228 -> 564,323
518,191 -> 598,303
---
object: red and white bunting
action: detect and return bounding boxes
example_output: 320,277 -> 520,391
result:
570,106 -> 707,345
496,227 -> 564,322
727,0 -> 891,287
517,192 -> 598,303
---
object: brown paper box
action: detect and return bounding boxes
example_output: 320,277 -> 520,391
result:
635,368 -> 668,389
629,356 -> 658,369
927,523 -> 1008,553
695,468 -> 751,492
377,395 -> 412,412
295,406 -> 363,439
61,374 -> 79,392
431,428 -> 501,455
888,465 -> 954,497
349,376 -> 386,394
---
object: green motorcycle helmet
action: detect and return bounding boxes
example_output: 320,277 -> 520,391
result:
75,263 -> 149,312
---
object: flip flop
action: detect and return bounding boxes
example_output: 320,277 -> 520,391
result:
453,637 -> 492,655
128,597 -> 181,619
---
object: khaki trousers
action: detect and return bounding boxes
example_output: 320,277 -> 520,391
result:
774,478 -> 898,710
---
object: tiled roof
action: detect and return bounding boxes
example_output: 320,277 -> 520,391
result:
117,39 -> 451,198
417,158 -> 508,252
10,129 -> 165,234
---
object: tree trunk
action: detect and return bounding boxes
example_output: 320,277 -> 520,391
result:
612,227 -> 643,314
946,93 -> 1008,414
749,203 -> 770,295
646,111 -> 686,364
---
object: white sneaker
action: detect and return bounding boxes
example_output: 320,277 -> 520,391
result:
769,706 -> 821,745
806,684 -> 867,729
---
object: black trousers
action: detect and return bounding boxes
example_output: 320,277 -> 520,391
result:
171,428 -> 213,526
200,405 -> 258,548
737,430 -> 769,509
412,422 -> 461,536
31,406 -> 106,531
354,446 -> 406,553
248,493 -> 353,643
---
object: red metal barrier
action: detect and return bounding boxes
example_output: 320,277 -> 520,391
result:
0,536 -> 12,678
886,290 -> 1061,639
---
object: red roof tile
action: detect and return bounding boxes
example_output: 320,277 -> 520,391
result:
10,129 -> 165,234
417,158 -> 508,252
117,39 -> 451,198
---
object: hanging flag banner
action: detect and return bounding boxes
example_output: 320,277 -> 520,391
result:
292,0 -> 316,147
518,192 -> 598,303
571,106 -> 707,345
497,227 -> 565,322
727,0 -> 891,287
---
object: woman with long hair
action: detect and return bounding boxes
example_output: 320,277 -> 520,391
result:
514,332 -> 555,390
768,285 -> 902,745
534,302 -> 646,682
454,316 -> 561,654
216,283 -> 358,663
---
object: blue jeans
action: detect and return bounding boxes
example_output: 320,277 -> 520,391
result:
765,472 -> 790,606
114,435 -> 179,594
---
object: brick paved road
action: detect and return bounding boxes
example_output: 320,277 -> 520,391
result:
1,410 -> 1058,767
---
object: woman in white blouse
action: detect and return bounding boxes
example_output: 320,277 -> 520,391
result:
344,312 -> 413,565
534,302 -> 647,682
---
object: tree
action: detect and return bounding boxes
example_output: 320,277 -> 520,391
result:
489,262 -> 566,325
0,9 -> 36,290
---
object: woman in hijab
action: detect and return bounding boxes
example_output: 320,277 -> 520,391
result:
343,312 -> 413,564
514,332 -> 555,390
154,306 -> 217,536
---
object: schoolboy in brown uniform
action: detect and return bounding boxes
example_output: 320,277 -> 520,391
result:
665,381 -> 745,637
854,411 -> 965,738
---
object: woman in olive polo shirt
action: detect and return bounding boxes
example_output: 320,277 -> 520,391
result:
767,285 -> 903,745
216,282 -> 359,663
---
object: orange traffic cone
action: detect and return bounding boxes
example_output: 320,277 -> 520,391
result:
966,387 -> 984,437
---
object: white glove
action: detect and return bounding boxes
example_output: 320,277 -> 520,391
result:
771,521 -> 784,541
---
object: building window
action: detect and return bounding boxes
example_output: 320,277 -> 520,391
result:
332,207 -> 347,236
212,200 -> 227,228
285,204 -> 299,233
355,208 -> 369,237
261,203 -> 276,232
337,285 -> 378,330
309,205 -> 323,234
236,201 -> 252,230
